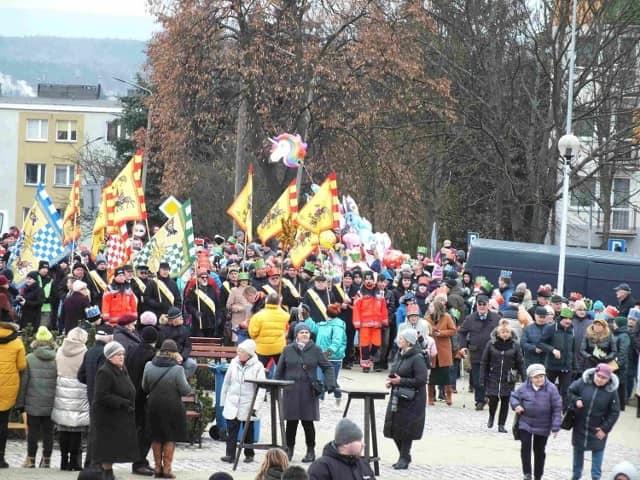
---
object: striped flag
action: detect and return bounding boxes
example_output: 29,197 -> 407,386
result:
257,179 -> 298,243
106,151 -> 147,228
296,172 -> 340,233
62,168 -> 81,245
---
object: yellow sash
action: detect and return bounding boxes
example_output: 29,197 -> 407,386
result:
133,276 -> 147,294
194,288 -> 216,314
306,289 -> 328,321
223,281 -> 231,295
263,284 -> 278,297
153,279 -> 175,305
282,278 -> 300,298
89,270 -> 108,293
333,283 -> 346,303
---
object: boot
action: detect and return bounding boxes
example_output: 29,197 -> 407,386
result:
151,442 -> 163,477
161,443 -> 176,479
286,445 -> 294,461
102,467 -> 116,480
392,457 -> 409,470
445,385 -> 453,406
487,415 -> 495,429
301,447 -> 315,463
498,425 -> 508,433
39,457 -> 51,468
428,385 -> 436,406
22,456 -> 36,468
69,452 -> 82,471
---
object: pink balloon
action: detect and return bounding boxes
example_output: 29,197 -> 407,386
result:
342,232 -> 361,250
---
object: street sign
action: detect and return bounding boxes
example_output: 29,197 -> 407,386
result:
159,196 -> 182,219
608,238 -> 626,252
467,231 -> 479,246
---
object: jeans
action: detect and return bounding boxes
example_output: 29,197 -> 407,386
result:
392,438 -> 413,462
488,395 -> 510,426
318,361 -> 342,399
286,420 -> 315,449
520,429 -> 548,479
572,447 -> 604,480
257,354 -> 280,377
471,363 -> 486,404
182,357 -> 197,378
546,370 -> 572,411
225,418 -> 254,458
27,415 -> 54,458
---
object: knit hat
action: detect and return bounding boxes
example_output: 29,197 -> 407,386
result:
85,305 -> 101,322
334,418 -> 363,446
72,280 -> 87,293
139,311 -> 157,326
550,295 -> 564,303
526,363 -> 546,378
141,326 -> 159,344
167,307 -> 182,320
406,303 -> 420,317
604,306 -> 619,318
35,326 -> 53,342
104,341 -> 125,359
95,325 -> 114,344
237,339 -> 257,357
560,307 -> 574,319
117,314 -> 137,326
95,255 -> 107,266
26,271 -> 40,281
209,473 -> 234,480
294,322 -> 311,336
592,300 -> 605,311
534,306 -> 548,317
398,327 -> 418,345
38,260 -> 50,270
160,339 -> 179,353
614,316 -> 628,328
595,363 -> 613,380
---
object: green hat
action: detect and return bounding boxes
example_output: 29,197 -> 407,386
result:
560,307 -> 574,319
417,246 -> 428,255
227,236 -> 237,244
348,251 -> 361,261
238,271 -> 250,281
614,316 -> 628,328
253,258 -> 266,270
303,261 -> 316,274
35,326 -> 53,342
476,276 -> 493,294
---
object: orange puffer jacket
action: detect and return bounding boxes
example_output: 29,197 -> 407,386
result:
102,289 -> 138,325
353,294 -> 388,329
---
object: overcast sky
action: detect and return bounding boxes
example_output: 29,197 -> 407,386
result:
0,0 -> 158,40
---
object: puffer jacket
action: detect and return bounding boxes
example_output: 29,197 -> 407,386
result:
221,354 -> 266,421
510,378 -> 562,436
248,304 -> 289,356
480,333 -> 525,397
17,344 -> 57,416
0,322 -> 27,410
52,327 -> 89,428
315,317 -> 347,360
538,319 -> 575,372
580,327 -> 617,370
308,441 -> 375,480
521,322 -> 547,367
101,287 -> 138,325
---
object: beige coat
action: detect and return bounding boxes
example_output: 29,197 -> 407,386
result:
226,286 -> 251,329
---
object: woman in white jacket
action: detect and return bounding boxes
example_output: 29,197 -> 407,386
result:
219,339 -> 266,464
51,327 -> 90,471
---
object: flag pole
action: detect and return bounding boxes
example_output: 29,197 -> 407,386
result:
194,259 -> 202,331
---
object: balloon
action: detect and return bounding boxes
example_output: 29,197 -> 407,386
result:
342,232 -> 361,250
383,249 -> 404,269
269,133 -> 307,167
319,230 -> 337,249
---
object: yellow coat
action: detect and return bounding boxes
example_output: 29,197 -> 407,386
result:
0,323 -> 27,410
248,304 -> 290,356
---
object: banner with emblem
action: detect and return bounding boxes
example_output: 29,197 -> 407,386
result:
9,186 -> 70,284
135,199 -> 196,277
226,165 -> 253,242
296,172 -> 340,234
288,227 -> 319,268
62,168 -> 81,245
91,185 -> 108,257
106,151 -> 147,229
257,178 -> 298,244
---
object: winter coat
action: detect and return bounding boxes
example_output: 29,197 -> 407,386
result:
480,335 -> 525,397
17,345 -> 57,416
538,320 -> 576,372
185,283 -> 221,336
572,315 -> 593,371
617,293 -> 636,318
221,354 -> 266,421
308,441 -> 376,480
125,342 -> 156,420
568,368 -> 620,451
0,322 -> 27,410
145,277 -> 182,317
580,327 -> 617,370
77,341 -> 106,405
315,317 -> 347,361
20,282 -> 44,327
101,287 -> 138,325
51,329 -> 89,429
613,327 -> 631,375
113,326 -> 142,357
353,292 -> 388,329
457,311 -> 501,365
0,291 -> 17,323
142,355 -> 192,442
261,466 -> 286,480
226,286 -> 251,329
62,292 -> 91,334
383,346 -> 428,440
91,360 -> 138,463
248,304 -> 290,356
510,378 -> 562,436
275,340 -> 335,421
159,324 -> 192,359
521,322 -> 547,368
426,313 -> 457,368
303,287 -> 336,323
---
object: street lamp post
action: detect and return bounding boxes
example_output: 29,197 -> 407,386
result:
557,134 -> 580,296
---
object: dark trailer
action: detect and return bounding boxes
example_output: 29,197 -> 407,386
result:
465,239 -> 640,304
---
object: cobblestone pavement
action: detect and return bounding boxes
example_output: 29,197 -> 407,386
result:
3,370 -> 639,479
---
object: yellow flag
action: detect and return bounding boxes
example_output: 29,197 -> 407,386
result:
107,152 -> 147,226
91,186 -> 108,256
296,172 -> 339,234
289,228 -> 319,268
62,168 -> 81,245
257,179 -> 298,243
226,165 -> 253,241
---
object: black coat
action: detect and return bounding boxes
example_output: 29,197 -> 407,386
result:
617,294 -> 636,318
145,277 -> 181,317
20,282 -> 44,327
159,324 -> 192,359
580,332 -> 617,370
275,341 -> 335,421
568,368 -> 620,451
125,342 -> 156,421
383,346 -> 428,441
113,326 -> 142,358
538,320 -> 576,372
307,441 -> 375,480
62,292 -> 91,333
90,361 -> 138,463
457,311 -> 501,364
77,341 -> 107,405
480,336 -> 525,397
185,283 -> 221,336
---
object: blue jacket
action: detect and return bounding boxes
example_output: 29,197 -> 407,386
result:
316,318 -> 347,361
521,322 -> 546,367
510,378 -> 562,436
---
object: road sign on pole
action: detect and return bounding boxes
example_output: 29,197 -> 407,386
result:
467,231 -> 479,247
607,238 -> 626,252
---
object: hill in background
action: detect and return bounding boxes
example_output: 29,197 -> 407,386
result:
0,36 -> 147,97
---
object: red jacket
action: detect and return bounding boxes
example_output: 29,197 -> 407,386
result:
353,292 -> 388,329
102,288 -> 138,325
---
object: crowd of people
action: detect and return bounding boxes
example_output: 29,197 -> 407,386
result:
0,232 -> 639,480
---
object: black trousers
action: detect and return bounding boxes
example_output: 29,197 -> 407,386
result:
0,409 -> 10,459
546,370 -> 572,411
488,395 -> 510,426
226,419 -> 254,458
393,438 -> 413,461
27,415 -> 54,457
617,378 -> 627,412
133,408 -> 151,469
344,314 -> 356,364
285,420 -> 315,449
520,429 -> 548,479
59,431 -> 82,463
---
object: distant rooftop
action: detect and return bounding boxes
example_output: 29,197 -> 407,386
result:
0,95 -> 121,113
38,83 -> 101,100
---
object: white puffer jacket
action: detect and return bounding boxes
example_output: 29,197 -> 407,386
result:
221,354 -> 266,421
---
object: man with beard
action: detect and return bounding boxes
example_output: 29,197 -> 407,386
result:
352,271 -> 388,373
185,269 -> 221,337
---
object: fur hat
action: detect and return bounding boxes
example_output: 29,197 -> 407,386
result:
334,418 -> 363,446
103,341 -> 125,360
237,339 -> 257,357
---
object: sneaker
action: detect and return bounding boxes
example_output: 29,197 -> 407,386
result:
219,456 -> 234,463
244,456 -> 254,464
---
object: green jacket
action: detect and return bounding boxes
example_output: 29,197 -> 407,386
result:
17,345 -> 57,416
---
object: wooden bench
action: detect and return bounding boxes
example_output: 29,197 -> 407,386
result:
8,411 -> 27,435
190,337 -> 238,367
181,393 -> 204,447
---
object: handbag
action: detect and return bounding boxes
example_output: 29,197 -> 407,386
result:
146,367 -> 172,400
561,408 -> 575,430
512,413 -> 521,441
298,350 -> 324,397
396,386 -> 416,401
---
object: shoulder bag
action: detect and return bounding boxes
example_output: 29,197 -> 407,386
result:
146,366 -> 172,400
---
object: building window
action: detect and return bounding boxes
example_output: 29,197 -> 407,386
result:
56,120 -> 77,142
25,163 -> 46,186
26,119 -> 48,141
570,176 -> 596,207
106,120 -> 122,142
54,165 -> 75,187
